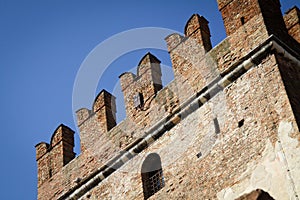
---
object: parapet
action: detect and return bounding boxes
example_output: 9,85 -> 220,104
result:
119,72 -> 136,91
217,0 -> 289,39
76,90 -> 116,130
76,90 -> 116,151
165,33 -> 184,53
35,142 -> 49,161
119,52 -> 162,121
284,6 -> 300,43
35,124 -> 75,187
76,108 -> 91,126
165,14 -> 212,54
93,90 -> 116,113
35,1 -> 300,199
165,14 -> 214,95
184,14 -> 212,52
50,124 -> 75,148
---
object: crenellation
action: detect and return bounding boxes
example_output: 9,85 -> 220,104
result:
137,52 -> 161,76
92,89 -> 116,131
284,6 -> 300,30
35,1 -> 300,199
218,0 -> 262,36
77,90 -> 117,152
50,125 -> 74,147
284,6 -> 300,43
119,72 -> 136,91
218,0 -> 287,38
217,0 -> 235,10
258,0 -> 288,37
35,124 -> 75,188
184,14 -> 212,53
165,33 -> 184,53
75,108 -> 91,127
164,14 -> 217,101
35,142 -> 50,161
119,52 -> 163,123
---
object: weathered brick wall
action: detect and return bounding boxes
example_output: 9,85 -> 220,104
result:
84,53 -> 299,199
276,54 -> 300,130
35,125 -> 75,188
76,90 -> 116,152
35,1 -> 300,199
119,53 -> 162,127
218,0 -> 263,36
165,14 -> 216,99
37,151 -> 104,199
83,53 -> 300,200
218,0 -> 288,40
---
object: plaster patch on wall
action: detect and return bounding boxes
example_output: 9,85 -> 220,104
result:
277,121 -> 300,198
217,121 -> 299,200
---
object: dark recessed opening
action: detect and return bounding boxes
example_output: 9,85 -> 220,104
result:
213,118 -> 220,134
196,152 -> 202,158
49,169 -> 52,178
238,119 -> 244,127
236,189 -> 275,200
134,92 -> 144,109
241,17 -> 245,25
142,153 -> 165,200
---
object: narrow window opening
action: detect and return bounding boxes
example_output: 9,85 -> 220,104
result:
141,153 -> 165,200
49,169 -> 52,178
213,118 -> 220,134
241,17 -> 245,25
134,92 -> 144,109
238,119 -> 244,127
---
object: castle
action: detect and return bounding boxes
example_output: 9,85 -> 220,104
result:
35,0 -> 300,199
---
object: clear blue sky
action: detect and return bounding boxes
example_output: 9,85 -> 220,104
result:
0,0 -> 298,199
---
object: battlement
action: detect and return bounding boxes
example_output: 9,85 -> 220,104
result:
35,124 -> 75,187
119,52 -> 162,123
217,0 -> 285,36
284,6 -> 300,43
184,14 -> 212,52
164,14 -> 217,98
35,1 -> 300,199
76,90 -> 116,127
75,89 -> 116,151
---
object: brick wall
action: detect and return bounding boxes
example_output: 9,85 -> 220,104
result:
35,1 -> 300,199
284,6 -> 300,43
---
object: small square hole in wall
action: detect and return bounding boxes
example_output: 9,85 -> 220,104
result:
238,119 -> 244,127
196,152 -> 202,158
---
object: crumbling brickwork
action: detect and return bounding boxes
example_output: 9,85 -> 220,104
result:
35,0 -> 300,199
